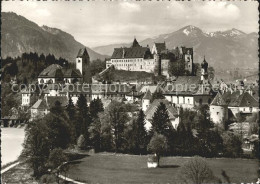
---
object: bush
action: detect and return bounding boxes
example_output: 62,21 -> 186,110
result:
148,133 -> 168,166
222,132 -> 243,157
178,156 -> 217,184
77,135 -> 86,150
40,174 -> 57,183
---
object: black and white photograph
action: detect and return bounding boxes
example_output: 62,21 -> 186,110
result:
1,0 -> 259,183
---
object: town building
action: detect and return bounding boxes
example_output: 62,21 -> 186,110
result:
163,57 -> 215,109
210,92 -> 228,124
31,96 -> 68,120
222,91 -> 259,117
144,99 -> 179,131
106,38 -> 155,72
142,90 -> 152,112
37,48 -> 91,84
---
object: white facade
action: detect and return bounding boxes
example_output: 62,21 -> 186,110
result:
142,99 -> 150,112
228,106 -> 259,117
38,78 -> 56,84
22,93 -> 31,106
76,57 -> 83,74
210,105 -> 228,124
165,95 -> 195,109
144,118 -> 179,131
106,58 -> 156,73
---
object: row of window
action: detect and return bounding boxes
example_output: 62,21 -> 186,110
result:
22,98 -> 29,103
111,59 -> 142,62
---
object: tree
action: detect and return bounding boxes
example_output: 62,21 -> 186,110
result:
151,102 -> 172,137
21,120 -> 51,177
76,94 -> 92,144
105,101 -> 129,152
90,59 -> 106,76
169,59 -> 185,77
178,156 -> 216,184
208,66 -> 215,81
151,90 -> 165,103
66,97 -> 75,120
198,129 -> 223,157
89,98 -> 104,119
194,105 -> 213,133
47,148 -> 68,183
148,133 -> 168,166
127,110 -> 148,154
222,131 -> 243,157
77,134 -> 86,150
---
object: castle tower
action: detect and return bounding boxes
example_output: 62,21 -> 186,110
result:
142,90 -> 152,112
76,48 -> 91,83
209,92 -> 228,124
183,47 -> 193,75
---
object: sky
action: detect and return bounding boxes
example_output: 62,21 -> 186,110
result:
2,1 -> 259,47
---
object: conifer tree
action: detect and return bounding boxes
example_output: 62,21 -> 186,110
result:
76,94 -> 92,146
132,109 -> 147,154
66,96 -> 75,120
89,98 -> 104,119
151,102 -> 171,137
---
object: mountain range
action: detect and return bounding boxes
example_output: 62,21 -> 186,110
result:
1,12 -> 108,62
1,12 -> 258,70
93,25 -> 258,70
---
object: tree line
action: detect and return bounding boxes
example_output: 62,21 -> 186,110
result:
21,93 -> 255,178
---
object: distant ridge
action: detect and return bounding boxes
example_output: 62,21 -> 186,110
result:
1,12 -> 108,62
92,25 -> 258,70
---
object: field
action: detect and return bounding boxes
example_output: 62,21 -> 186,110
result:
66,153 -> 258,184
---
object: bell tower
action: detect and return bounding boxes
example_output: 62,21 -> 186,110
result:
201,56 -> 208,82
76,48 -> 91,83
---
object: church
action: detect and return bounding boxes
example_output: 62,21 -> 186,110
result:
37,48 -> 91,85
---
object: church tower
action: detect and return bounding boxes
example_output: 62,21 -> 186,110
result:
76,48 -> 91,83
201,56 -> 208,83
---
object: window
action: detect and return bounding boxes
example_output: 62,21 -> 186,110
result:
78,60 -> 81,63
217,112 -> 219,115
188,99 -> 190,104
249,107 -> 253,112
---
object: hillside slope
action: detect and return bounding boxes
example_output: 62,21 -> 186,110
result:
1,12 -> 108,62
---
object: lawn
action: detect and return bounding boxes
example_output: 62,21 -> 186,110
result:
66,153 -> 258,184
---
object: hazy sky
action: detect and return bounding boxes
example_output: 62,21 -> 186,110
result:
2,1 -> 259,47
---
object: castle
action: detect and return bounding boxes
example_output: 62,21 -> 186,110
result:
106,38 -> 194,77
